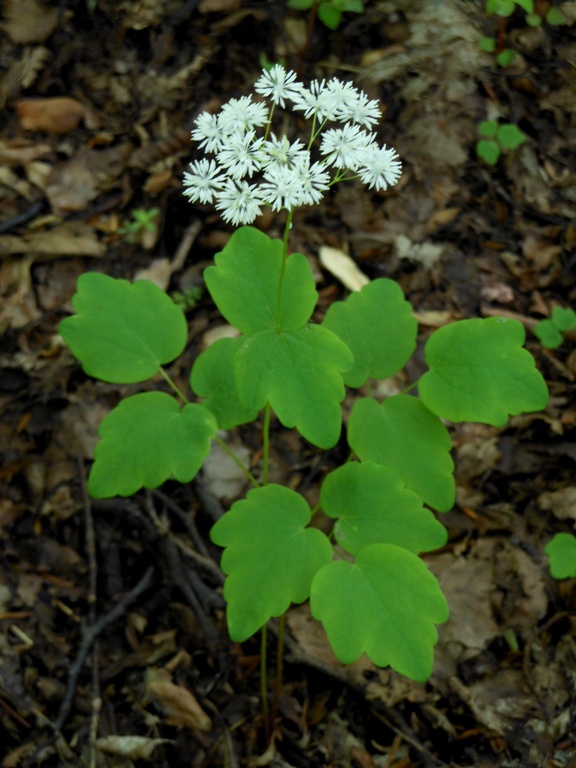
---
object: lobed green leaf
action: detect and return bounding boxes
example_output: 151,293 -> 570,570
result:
310,543 -> 449,681
534,319 -> 563,349
418,317 -> 549,426
322,278 -> 417,388
190,337 -> 259,428
347,395 -> 455,512
204,227 -> 317,335
551,306 -> 576,332
211,485 -> 332,642
88,393 -> 218,498
545,533 -> 576,580
321,461 -> 448,555
59,273 -> 187,384
235,325 -> 353,448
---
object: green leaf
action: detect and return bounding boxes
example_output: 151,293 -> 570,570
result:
322,279 -> 417,387
515,0 -> 534,13
497,124 -> 526,149
310,543 -> 449,681
235,325 -> 353,448
486,0 -> 516,16
496,49 -> 516,66
533,319 -> 563,349
288,0 -> 313,8
321,462 -> 448,555
204,227 -> 317,335
478,36 -> 497,52
551,306 -> 576,332
59,273 -> 187,384
525,12 -> 541,25
88,393 -> 218,498
190,337 -> 259,428
546,7 -> 565,25
476,139 -> 500,165
545,533 -> 576,579
419,318 -> 549,426
347,395 -> 455,512
478,120 -> 498,138
211,485 -> 332,642
318,3 -> 342,28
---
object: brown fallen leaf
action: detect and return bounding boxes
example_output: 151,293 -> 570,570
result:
97,736 -> 173,761
0,222 -> 104,259
16,97 -> 86,135
0,0 -> 60,44
145,668 -> 212,732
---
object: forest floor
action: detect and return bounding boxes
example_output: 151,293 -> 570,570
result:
1,0 -> 576,766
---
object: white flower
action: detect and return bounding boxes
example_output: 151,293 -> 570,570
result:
254,64 -> 303,107
183,159 -> 227,204
335,90 -> 381,129
262,134 -> 307,168
358,144 -> 402,190
260,164 -> 303,211
217,130 -> 265,179
291,155 -> 330,205
215,179 -> 265,225
218,96 -> 269,135
191,111 -> 225,153
289,79 -> 339,122
320,123 -> 376,170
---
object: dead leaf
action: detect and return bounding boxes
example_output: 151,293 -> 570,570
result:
45,143 -> 131,213
145,668 -> 212,732
16,98 -> 86,134
538,486 -> 576,522
394,234 -> 445,268
97,736 -> 173,760
0,0 -> 59,44
318,246 -> 369,292
0,222 -> 105,259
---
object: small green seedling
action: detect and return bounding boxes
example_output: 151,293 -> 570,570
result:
476,120 -> 526,165
486,0 -> 565,24
118,207 -> 160,244
545,533 -> 576,579
172,286 -> 203,311
288,0 -> 364,30
60,67 -> 549,687
534,306 -> 576,349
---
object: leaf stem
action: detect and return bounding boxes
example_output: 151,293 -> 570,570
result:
260,624 -> 270,737
274,210 -> 294,332
214,436 -> 260,487
272,613 -> 285,721
158,366 -> 190,403
262,402 -> 271,486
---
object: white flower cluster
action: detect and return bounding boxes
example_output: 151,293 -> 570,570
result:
183,64 -> 402,226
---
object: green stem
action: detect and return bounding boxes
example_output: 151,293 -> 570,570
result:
158,366 -> 190,403
274,210 -> 294,332
262,402 -> 271,486
401,380 -> 419,395
215,437 -> 260,487
272,613 -> 285,722
260,624 -> 270,736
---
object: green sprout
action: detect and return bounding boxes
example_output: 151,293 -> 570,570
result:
476,120 -> 526,165
546,533 -> 576,579
534,306 -> 576,349
485,0 -> 565,24
172,286 -> 204,312
288,0 -> 364,30
118,207 -> 160,244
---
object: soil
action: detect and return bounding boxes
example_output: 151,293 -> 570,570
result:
1,1 -> 576,767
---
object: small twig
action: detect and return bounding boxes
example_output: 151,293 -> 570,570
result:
152,488 -> 210,557
53,567 -> 155,733
77,458 -> 99,767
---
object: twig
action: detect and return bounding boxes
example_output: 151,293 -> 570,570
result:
53,567 -> 155,733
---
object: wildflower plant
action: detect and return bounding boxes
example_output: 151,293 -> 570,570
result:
534,306 -> 576,349
476,120 -> 526,165
60,66 -> 548,687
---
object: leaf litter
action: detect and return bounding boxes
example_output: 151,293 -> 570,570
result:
0,0 -> 575,766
